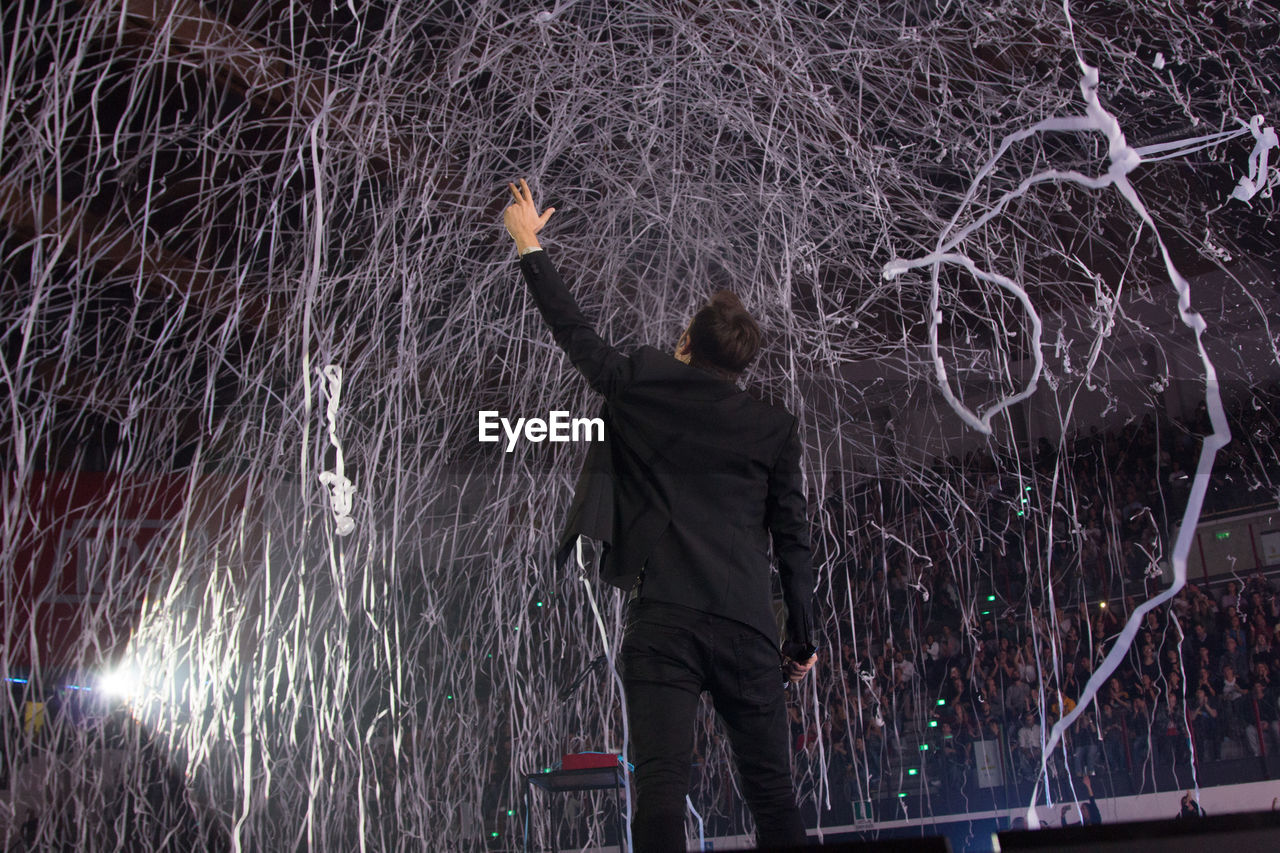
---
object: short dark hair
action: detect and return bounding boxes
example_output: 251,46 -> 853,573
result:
685,290 -> 760,378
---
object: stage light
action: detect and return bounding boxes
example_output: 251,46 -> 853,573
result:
928,720 -> 938,728
1100,602 -> 1108,609
986,595 -> 996,602
919,744 -> 929,751
535,601 -> 543,607
506,810 -> 514,816
898,792 -> 907,798
98,666 -> 140,701
936,699 -> 946,706
908,768 -> 918,776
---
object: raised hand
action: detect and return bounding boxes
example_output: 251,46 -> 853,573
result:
503,178 -> 555,253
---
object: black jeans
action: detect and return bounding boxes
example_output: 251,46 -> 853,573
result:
618,599 -> 807,851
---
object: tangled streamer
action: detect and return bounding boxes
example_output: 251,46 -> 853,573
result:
1,0 -> 1278,849
318,364 -> 356,538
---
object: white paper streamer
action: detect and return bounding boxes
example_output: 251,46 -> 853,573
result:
318,364 -> 356,537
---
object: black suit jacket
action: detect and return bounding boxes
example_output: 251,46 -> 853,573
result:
519,249 -> 814,648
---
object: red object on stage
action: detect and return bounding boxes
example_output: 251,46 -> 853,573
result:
561,752 -> 621,771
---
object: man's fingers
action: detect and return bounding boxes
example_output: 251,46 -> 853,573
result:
538,207 -> 556,226
785,654 -> 818,683
506,180 -> 532,205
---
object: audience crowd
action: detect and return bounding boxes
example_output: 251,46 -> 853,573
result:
795,386 -> 1280,806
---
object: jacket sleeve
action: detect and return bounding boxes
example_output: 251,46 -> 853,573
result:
518,250 -> 631,397
765,417 -> 815,648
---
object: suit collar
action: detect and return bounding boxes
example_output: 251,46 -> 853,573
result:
636,346 -> 743,399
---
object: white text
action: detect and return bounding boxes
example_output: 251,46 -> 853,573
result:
478,410 -> 604,452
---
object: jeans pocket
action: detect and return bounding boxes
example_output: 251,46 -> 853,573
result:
733,633 -> 784,704
620,620 -> 696,684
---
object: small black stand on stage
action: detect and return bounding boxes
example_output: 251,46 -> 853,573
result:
524,765 -> 627,852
